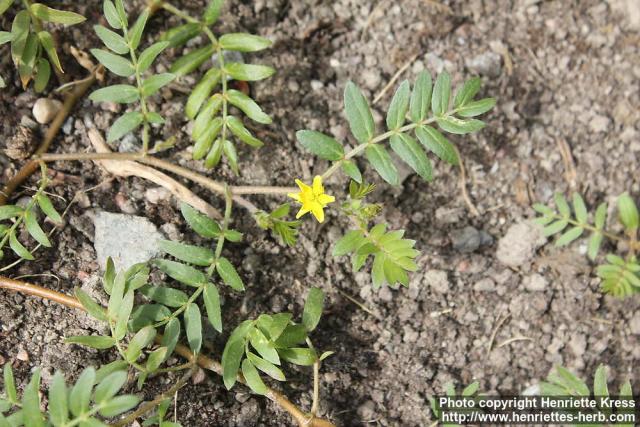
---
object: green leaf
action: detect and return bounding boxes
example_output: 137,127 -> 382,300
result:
66,335 -> 116,349
107,111 -> 144,142
219,33 -> 271,52
193,119 -> 222,159
227,116 -> 264,147
227,89 -> 271,124
618,193 -> 639,231
128,9 -> 149,50
302,288 -> 324,332
415,125 -> 458,165
124,325 -> 156,362
158,240 -> 214,266
186,69 -> 221,119
595,202 -> 607,229
10,11 -> 29,67
554,366 -> 590,396
30,4 -> 85,25
249,328 -> 279,365
296,130 -> 344,161
0,205 -> 22,220
103,0 -> 121,29
36,31 -> 62,73
94,25 -> 128,54
572,193 -> 588,223
36,194 -> 62,223
247,352 -> 285,381
90,84 -> 139,104
555,226 -> 583,246
139,285 -> 188,308
3,364 -> 17,403
114,290 -> 134,340
258,313 -> 291,341
203,0 -> 224,24
203,283 -> 222,332
170,45 -> 215,77
184,303 -> 202,354
70,368 -> 96,417
587,232 -> 603,261
193,95 -> 223,139
48,372 -> 68,427
241,359 -> 267,395
386,80 -> 410,130
279,348 -> 317,366
94,370 -> 127,404
554,193 -> 570,217
180,203 -> 221,238
216,257 -> 244,291
23,370 -> 44,427
436,116 -> 485,135
24,208 -> 51,247
74,288 -> 108,322
454,77 -> 481,108
274,324 -> 307,348
344,81 -> 375,143
153,259 -> 207,287
138,41 -> 170,73
162,318 -> 181,361
9,232 -> 34,260
146,347 -> 167,372
141,73 -> 175,97
0,31 -> 12,45
462,381 -> 480,397
365,144 -> 399,186
99,395 -> 140,418
337,161 -> 360,184
410,71 -> 432,123
0,0 -> 14,16
593,364 -> 609,399
457,98 -> 496,117
431,71 -> 451,116
543,219 -> 568,236
91,49 -> 135,77
224,62 -> 275,82
333,230 -> 365,257
34,59 -> 51,93
390,133 -> 432,181
160,23 -> 200,48
222,336 -> 245,389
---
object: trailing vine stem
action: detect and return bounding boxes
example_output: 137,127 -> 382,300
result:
0,275 -> 337,427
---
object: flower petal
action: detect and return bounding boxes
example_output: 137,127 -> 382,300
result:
287,192 -> 301,202
311,204 -> 325,223
295,179 -> 311,192
312,176 -> 324,194
317,194 -> 335,205
296,207 -> 309,219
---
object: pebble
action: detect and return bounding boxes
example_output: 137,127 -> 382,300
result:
522,273 -> 548,292
32,98 -> 62,124
145,187 -> 172,204
450,226 -> 493,253
16,348 -> 29,361
630,312 -> 640,335
93,211 -> 163,270
474,277 -> 496,292
496,221 -> 546,268
465,51 -> 502,78
423,269 -> 449,293
589,114 -> 610,133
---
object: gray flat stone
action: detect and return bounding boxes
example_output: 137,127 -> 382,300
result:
93,211 -> 163,270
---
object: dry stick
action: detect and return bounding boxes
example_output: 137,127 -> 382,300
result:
452,144 -> 480,217
0,276 -> 337,427
86,128 -> 222,219
372,53 -> 419,105
0,67 -> 101,206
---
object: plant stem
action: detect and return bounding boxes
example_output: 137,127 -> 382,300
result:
0,276 -> 337,427
306,338 -> 320,417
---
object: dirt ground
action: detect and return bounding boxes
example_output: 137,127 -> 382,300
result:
1,0 -> 640,426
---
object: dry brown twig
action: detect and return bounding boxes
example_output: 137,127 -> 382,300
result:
0,275 -> 337,427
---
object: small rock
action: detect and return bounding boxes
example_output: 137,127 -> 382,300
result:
16,348 -> 29,361
474,278 -> 496,292
145,187 -> 171,204
424,269 -> 449,293
118,133 -> 139,153
569,333 -> 586,357
523,273 -> 548,292
32,98 -> 62,124
191,367 -> 206,385
62,117 -> 74,135
496,221 -> 546,267
450,226 -> 493,253
357,400 -> 376,420
589,114 -> 610,133
435,207 -> 462,224
93,211 -> 163,270
466,51 -> 502,78
362,69 -> 381,89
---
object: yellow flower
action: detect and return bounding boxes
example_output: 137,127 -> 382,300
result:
287,176 -> 335,223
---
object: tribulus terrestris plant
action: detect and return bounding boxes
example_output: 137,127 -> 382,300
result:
0,0 -> 496,425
